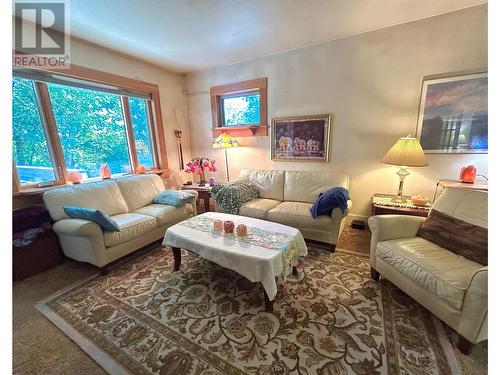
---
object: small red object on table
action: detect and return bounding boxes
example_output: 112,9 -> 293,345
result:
459,165 -> 477,183
224,220 -> 235,233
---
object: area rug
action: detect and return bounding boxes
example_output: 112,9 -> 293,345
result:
36,246 -> 462,375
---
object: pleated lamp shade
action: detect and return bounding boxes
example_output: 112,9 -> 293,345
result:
213,133 -> 238,149
382,136 -> 428,167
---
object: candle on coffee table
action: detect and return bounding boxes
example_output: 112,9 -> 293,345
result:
224,220 -> 235,233
236,224 -> 247,237
213,219 -> 223,231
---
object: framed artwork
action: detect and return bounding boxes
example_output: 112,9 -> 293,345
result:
271,114 -> 331,161
416,72 -> 487,154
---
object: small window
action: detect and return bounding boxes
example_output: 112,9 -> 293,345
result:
210,78 -> 267,136
12,77 -> 58,186
221,92 -> 260,126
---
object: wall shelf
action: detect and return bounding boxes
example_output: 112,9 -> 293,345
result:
212,126 -> 268,137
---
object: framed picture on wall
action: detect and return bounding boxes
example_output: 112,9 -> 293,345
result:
416,71 -> 487,153
271,114 -> 331,161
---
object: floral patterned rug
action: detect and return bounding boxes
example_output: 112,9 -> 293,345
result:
36,246 -> 462,375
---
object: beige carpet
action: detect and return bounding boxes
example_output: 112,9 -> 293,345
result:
13,228 -> 487,374
13,259 -> 106,375
34,245 -> 477,374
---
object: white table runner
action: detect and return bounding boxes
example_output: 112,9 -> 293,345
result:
162,212 -> 308,300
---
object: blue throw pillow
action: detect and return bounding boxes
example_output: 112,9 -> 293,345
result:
153,190 -> 197,207
63,206 -> 121,231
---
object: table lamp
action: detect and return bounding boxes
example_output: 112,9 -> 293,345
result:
213,133 -> 238,182
382,135 -> 428,203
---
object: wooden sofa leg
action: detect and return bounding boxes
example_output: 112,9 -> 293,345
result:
330,244 -> 336,253
457,335 -> 474,355
370,267 -> 380,281
100,265 -> 109,276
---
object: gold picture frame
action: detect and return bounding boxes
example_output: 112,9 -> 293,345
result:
271,114 -> 331,162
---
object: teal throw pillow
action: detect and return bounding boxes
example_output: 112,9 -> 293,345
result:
63,206 -> 121,231
153,190 -> 197,207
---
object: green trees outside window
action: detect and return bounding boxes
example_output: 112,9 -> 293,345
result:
12,75 -> 158,186
48,83 -> 132,179
12,77 -> 57,185
222,93 -> 260,126
129,97 -> 155,168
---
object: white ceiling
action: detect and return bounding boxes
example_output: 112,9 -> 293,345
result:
67,0 -> 486,73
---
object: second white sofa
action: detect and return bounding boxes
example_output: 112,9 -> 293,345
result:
215,169 -> 352,251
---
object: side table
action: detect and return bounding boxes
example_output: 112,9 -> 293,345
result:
13,206 -> 64,280
371,193 -> 430,217
182,185 -> 213,213
432,179 -> 488,202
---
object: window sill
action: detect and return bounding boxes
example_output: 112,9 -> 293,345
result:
13,169 -> 169,197
14,184 -> 65,196
212,126 -> 268,137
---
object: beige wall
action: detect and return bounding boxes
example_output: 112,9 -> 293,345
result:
185,5 -> 488,218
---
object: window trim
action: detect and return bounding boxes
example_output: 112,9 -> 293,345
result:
210,77 -> 267,136
121,96 -> 139,171
12,62 -> 169,192
12,79 -> 66,190
36,81 -> 68,183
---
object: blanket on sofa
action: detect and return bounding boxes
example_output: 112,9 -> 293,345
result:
211,180 -> 259,214
310,187 -> 349,219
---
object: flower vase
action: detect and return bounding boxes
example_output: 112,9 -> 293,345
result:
198,170 -> 206,186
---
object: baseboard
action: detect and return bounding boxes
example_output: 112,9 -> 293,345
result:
346,213 -> 369,225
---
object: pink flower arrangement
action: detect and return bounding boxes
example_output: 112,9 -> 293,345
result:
185,157 -> 216,185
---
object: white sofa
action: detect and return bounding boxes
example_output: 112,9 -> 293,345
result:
368,188 -> 487,354
43,174 -> 197,272
215,169 -> 351,251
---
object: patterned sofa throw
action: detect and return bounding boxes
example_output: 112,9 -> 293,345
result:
211,180 -> 259,214
417,209 -> 488,265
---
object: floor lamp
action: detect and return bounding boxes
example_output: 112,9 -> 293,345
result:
213,133 -> 238,182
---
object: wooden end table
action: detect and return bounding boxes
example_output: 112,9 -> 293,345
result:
182,185 -> 212,213
371,193 -> 430,217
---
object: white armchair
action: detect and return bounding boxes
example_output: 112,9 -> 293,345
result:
368,188 -> 487,354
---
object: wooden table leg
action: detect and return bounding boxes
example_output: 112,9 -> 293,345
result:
172,247 -> 181,271
204,197 -> 210,213
263,288 -> 273,312
292,266 -> 298,276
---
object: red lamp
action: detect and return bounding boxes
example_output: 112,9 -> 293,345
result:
135,165 -> 147,174
459,165 -> 477,183
99,163 -> 112,179
67,172 -> 83,184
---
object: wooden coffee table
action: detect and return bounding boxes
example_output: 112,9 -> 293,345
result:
162,212 -> 308,311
